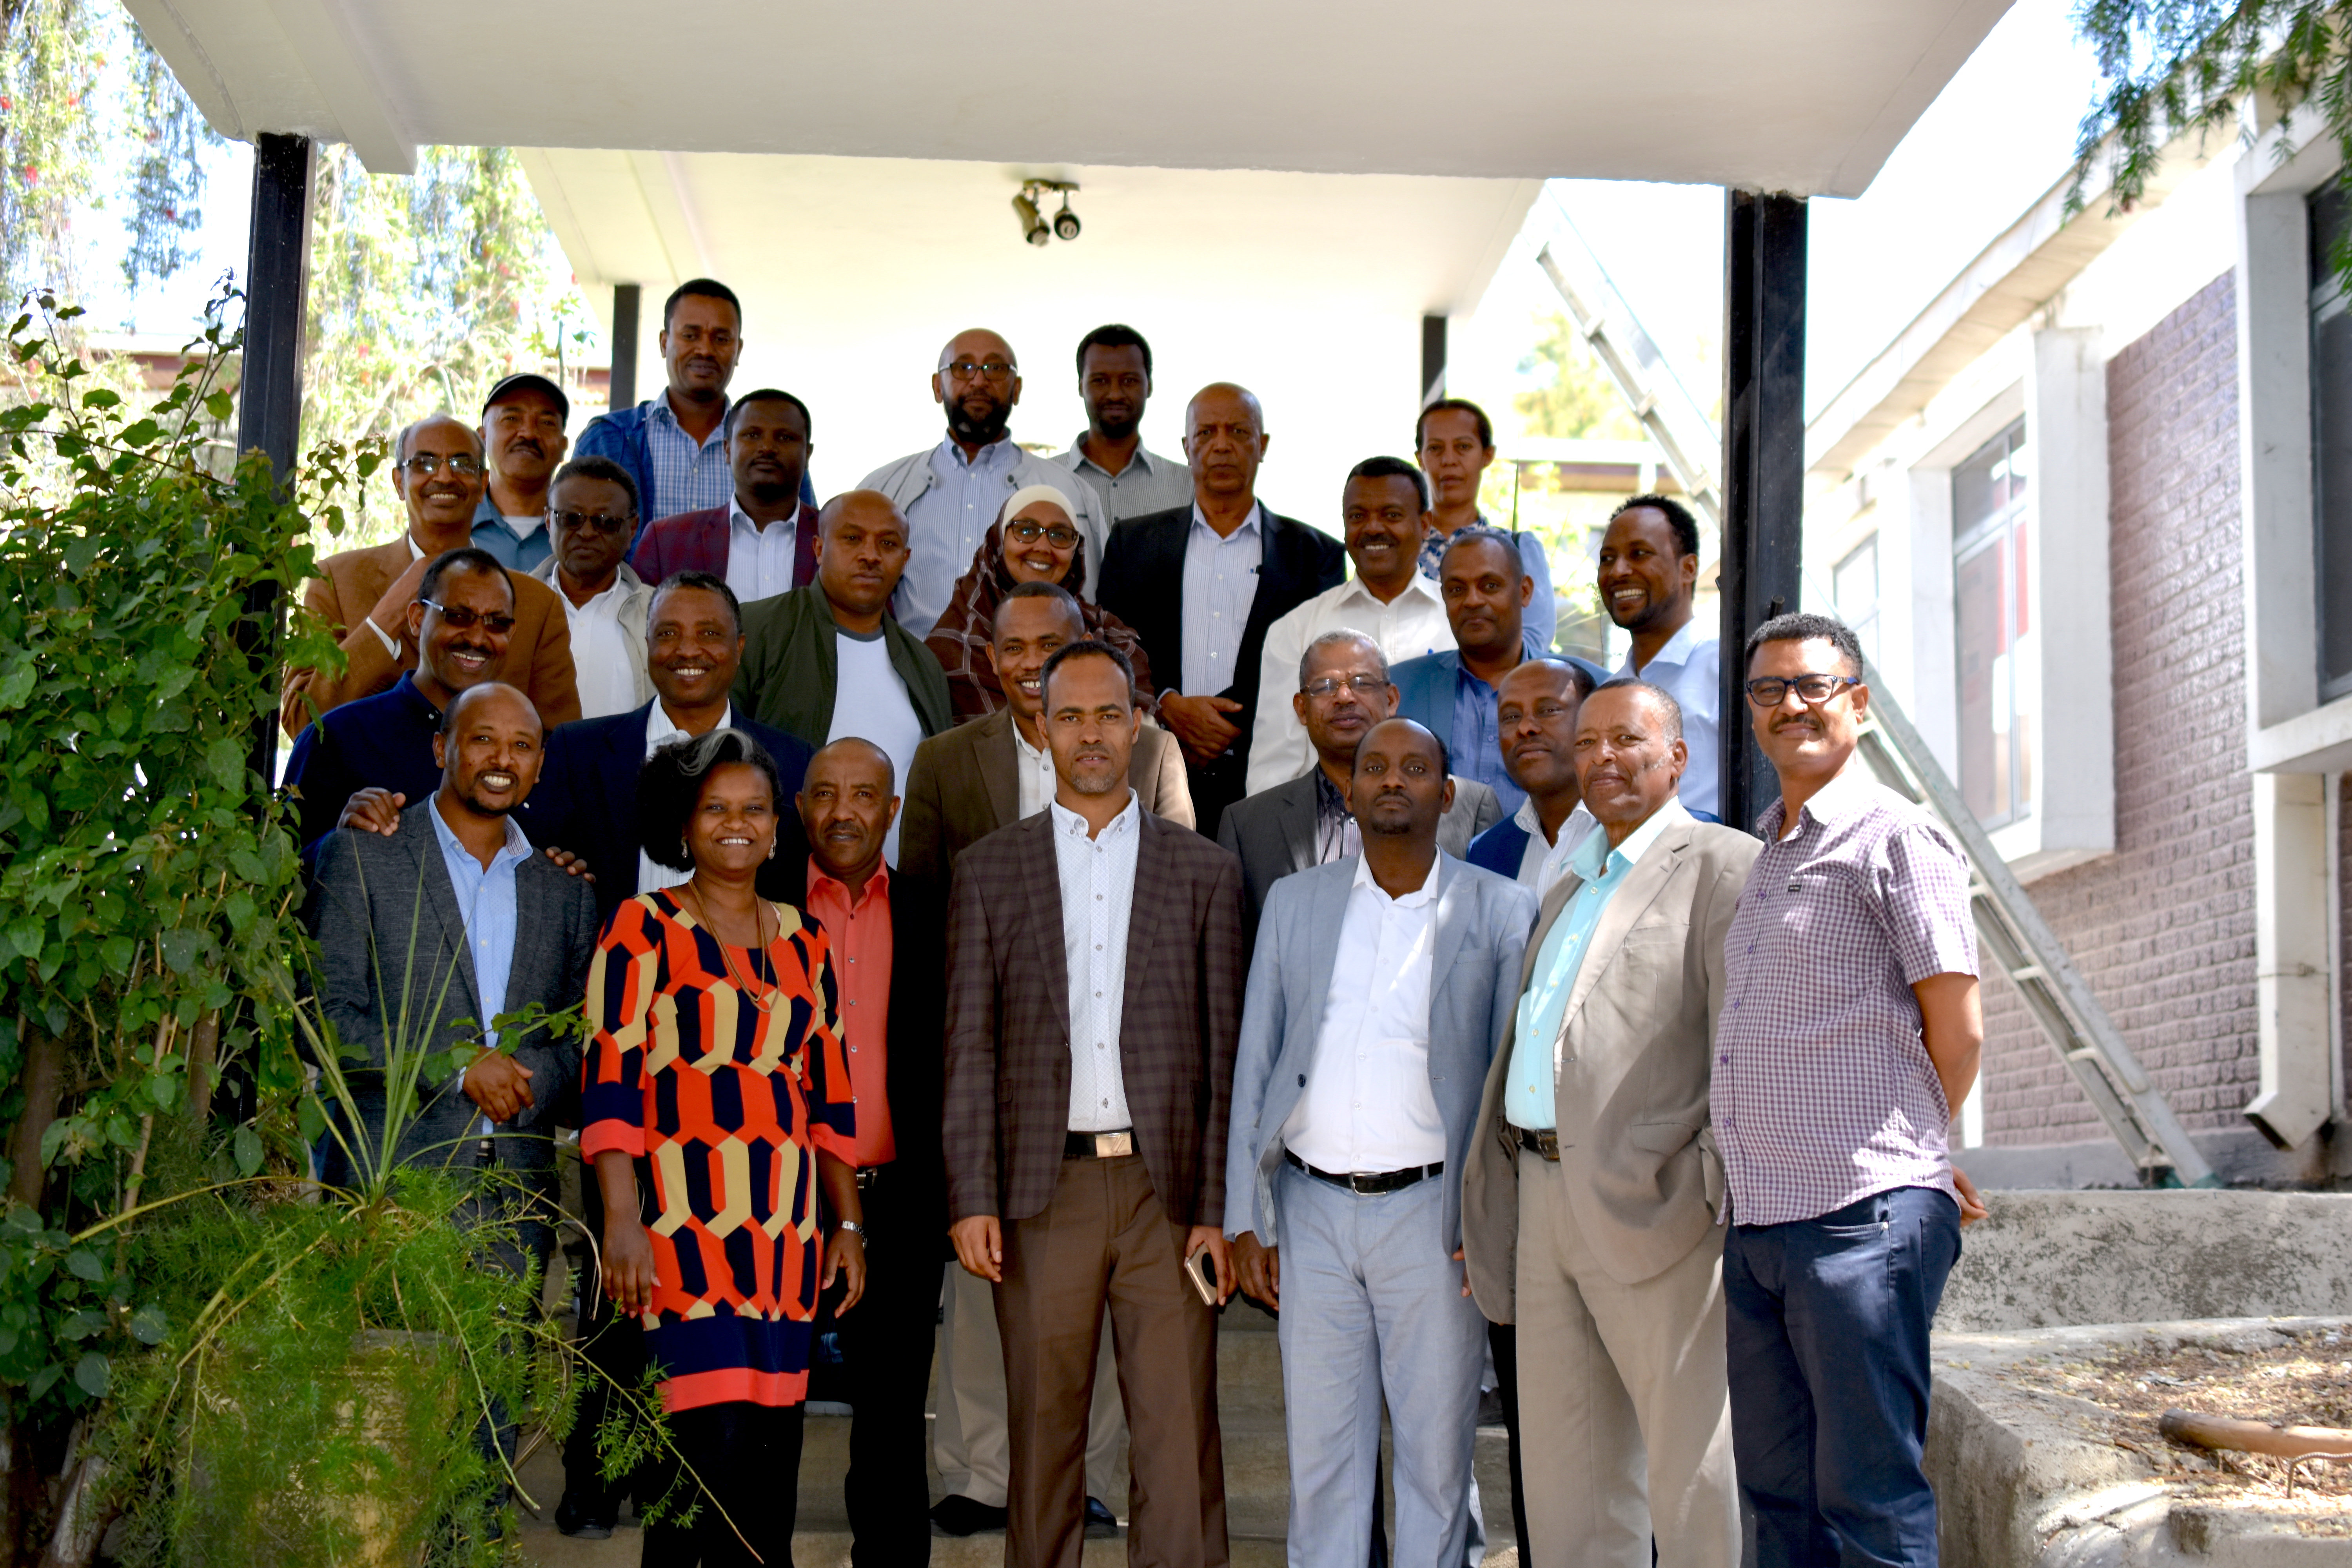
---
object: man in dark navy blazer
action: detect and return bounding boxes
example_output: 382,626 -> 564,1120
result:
521,570 -> 814,927
1095,383 -> 1344,836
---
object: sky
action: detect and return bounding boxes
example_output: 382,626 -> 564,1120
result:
81,0 -> 2111,445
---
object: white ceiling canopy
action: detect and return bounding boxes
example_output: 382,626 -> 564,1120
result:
126,0 -> 2008,199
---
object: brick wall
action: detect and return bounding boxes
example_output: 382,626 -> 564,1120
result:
1978,271 -> 2259,1145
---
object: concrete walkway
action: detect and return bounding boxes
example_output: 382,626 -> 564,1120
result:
512,1296 -> 1523,1566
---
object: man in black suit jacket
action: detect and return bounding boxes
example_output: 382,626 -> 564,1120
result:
521,570 -> 814,927
787,738 -> 949,1564
1095,383 -> 1344,835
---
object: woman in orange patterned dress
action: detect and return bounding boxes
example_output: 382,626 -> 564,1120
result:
583,726 -> 866,1567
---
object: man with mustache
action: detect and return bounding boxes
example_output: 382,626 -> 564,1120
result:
1219,630 -> 1501,944
942,638 -> 1245,1568
1415,399 -> 1556,657
472,372 -> 571,572
626,388 -> 821,604
1054,325 -> 1194,524
898,580 -> 1191,1540
1459,678 -> 1759,1568
1598,495 -> 1721,820
780,737 -> 951,1564
734,492 -> 953,864
281,413 -> 579,736
577,278 -> 818,535
526,456 -> 653,720
1717,613 -> 1984,1568
1097,383 -> 1347,835
1247,457 -> 1455,793
859,329 -> 1109,639
287,547 -> 532,848
1226,715 -> 1534,1568
1468,659 -> 1603,898
1391,527 -> 1543,814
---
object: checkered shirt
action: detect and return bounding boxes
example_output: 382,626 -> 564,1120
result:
1713,769 -> 1977,1226
641,396 -> 733,521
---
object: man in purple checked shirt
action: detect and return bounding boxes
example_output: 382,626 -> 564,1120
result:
1713,612 -> 1988,1568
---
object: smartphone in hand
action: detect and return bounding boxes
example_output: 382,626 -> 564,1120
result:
1182,1245 -> 1218,1307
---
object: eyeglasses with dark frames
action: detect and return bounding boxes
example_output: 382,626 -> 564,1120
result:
421,599 -> 517,635
550,509 -> 634,536
941,358 -> 1017,383
1743,673 -> 1860,708
1006,519 -> 1080,548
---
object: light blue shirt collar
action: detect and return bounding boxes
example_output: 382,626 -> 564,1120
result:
1569,795 -> 1690,884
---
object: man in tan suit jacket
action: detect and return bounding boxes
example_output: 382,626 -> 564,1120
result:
1459,679 -> 1760,1568
282,412 -> 579,738
895,583 -> 1191,1537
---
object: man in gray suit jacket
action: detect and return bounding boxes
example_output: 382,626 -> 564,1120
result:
1458,680 -> 1760,1568
1226,718 -> 1536,1568
304,682 -> 601,1269
1217,629 -> 1501,945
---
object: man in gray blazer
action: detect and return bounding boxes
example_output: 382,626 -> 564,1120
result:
303,681 -> 601,1270
1226,717 -> 1535,1568
1459,679 -> 1760,1568
1217,629 -> 1502,945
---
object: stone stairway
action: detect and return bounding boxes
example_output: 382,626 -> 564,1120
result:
515,1295 -> 1522,1566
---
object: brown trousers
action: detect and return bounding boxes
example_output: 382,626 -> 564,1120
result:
995,1151 -> 1227,1568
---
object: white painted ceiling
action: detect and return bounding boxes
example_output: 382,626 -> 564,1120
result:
127,0 -> 2008,198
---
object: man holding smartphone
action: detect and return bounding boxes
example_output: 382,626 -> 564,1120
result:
1225,716 -> 1536,1568
942,638 -> 1247,1568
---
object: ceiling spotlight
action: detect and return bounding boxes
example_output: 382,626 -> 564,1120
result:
1014,180 -> 1080,247
1012,191 -> 1050,247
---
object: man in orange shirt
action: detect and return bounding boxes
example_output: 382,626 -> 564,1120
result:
795,737 -> 948,1564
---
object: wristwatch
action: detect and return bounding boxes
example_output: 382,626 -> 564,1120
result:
837,1219 -> 867,1240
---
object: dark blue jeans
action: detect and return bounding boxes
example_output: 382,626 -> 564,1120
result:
1723,1186 -> 1961,1568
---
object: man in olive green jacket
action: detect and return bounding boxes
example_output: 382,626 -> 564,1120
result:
733,490 -> 953,864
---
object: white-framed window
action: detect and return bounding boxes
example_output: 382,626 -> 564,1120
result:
2309,181 -> 2352,703
1952,418 -> 2034,830
1832,532 -> 1881,671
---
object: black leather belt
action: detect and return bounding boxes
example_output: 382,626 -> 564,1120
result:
1515,1126 -> 1562,1161
1064,1129 -> 1136,1160
1283,1149 -> 1443,1194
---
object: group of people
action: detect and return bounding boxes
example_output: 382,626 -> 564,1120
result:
287,274 -> 1986,1568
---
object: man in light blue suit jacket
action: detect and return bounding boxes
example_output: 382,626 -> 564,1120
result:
1225,717 -> 1537,1568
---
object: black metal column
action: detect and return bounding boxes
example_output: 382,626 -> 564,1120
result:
236,132 -> 314,792
1420,313 -> 1446,408
1717,189 -> 1808,833
609,283 -> 641,414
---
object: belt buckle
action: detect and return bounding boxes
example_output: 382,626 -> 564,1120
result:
1093,1131 -> 1134,1158
1347,1171 -> 1379,1194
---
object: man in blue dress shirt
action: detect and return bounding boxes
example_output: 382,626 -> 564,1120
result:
1391,527 -> 1546,815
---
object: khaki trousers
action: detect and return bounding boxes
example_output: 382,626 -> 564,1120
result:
997,1152 -> 1226,1568
935,1263 -> 1125,1504
1514,1149 -> 1739,1568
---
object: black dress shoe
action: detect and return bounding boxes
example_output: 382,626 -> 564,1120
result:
929,1495 -> 1009,1536
555,1494 -> 617,1540
1084,1497 -> 1120,1537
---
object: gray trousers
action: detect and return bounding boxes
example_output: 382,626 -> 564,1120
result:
1274,1163 -> 1487,1568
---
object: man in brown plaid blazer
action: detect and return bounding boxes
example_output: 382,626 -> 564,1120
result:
944,638 -> 1247,1568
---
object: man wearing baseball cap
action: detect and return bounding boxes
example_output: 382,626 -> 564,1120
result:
473,372 -> 572,572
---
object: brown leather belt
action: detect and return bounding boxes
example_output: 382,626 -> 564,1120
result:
1515,1126 -> 1562,1161
1064,1129 -> 1136,1159
1283,1150 -> 1443,1194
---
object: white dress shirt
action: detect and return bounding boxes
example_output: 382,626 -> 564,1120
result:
1054,791 -> 1141,1132
1246,570 -> 1453,793
1013,719 -> 1057,820
726,497 -> 801,605
1512,796 -> 1603,900
558,577 -> 641,720
1281,853 -> 1446,1174
639,701 -> 733,896
1618,619 -> 1722,819
1178,504 -> 1265,697
829,629 -> 926,867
